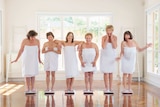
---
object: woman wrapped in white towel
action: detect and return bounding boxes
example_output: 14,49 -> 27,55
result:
79,33 -> 99,92
100,25 -> 117,93
11,30 -> 42,93
117,31 -> 152,93
42,32 -> 61,92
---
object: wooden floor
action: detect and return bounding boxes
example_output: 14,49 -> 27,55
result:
0,80 -> 160,107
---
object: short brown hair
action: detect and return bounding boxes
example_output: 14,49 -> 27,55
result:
85,33 -> 93,38
124,31 -> 133,41
27,30 -> 38,39
46,32 -> 54,38
106,25 -> 114,31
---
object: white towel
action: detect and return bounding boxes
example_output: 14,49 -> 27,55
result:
22,45 -> 39,77
100,43 -> 116,73
81,48 -> 97,72
121,47 -> 136,74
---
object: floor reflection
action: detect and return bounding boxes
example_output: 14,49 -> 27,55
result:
85,95 -> 93,107
0,81 -> 160,107
25,95 -> 35,107
66,95 -> 74,107
46,95 -> 55,107
122,95 -> 132,107
104,95 -> 113,107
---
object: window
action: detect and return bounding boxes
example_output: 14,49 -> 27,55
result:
37,13 -> 112,71
147,7 -> 160,74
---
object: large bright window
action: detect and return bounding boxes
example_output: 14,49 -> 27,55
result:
37,13 -> 112,71
147,7 -> 160,74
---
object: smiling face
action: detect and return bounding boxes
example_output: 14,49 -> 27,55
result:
85,34 -> 92,43
47,35 -> 54,41
124,31 -> 133,41
124,34 -> 130,41
67,34 -> 73,42
66,32 -> 74,43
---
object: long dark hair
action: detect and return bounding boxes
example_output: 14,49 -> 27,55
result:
66,32 -> 74,43
124,31 -> 133,41
27,30 -> 38,39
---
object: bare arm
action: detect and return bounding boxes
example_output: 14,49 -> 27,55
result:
134,40 -> 152,52
111,36 -> 117,49
54,40 -> 65,46
78,44 -> 85,67
74,41 -> 84,45
94,43 -> 99,63
37,40 -> 42,63
11,39 -> 25,63
42,43 -> 48,53
102,36 -> 108,49
116,41 -> 124,60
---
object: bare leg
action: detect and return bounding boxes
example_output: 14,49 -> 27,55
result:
128,74 -> 132,90
104,73 -> 109,90
68,78 -> 71,90
123,73 -> 127,90
25,77 -> 30,91
51,96 -> 55,107
109,73 -> 113,91
46,71 -> 50,90
46,96 -> 50,107
51,71 -> 55,90
70,78 -> 74,90
66,78 -> 70,90
31,76 -> 35,91
85,72 -> 89,90
89,72 -> 93,91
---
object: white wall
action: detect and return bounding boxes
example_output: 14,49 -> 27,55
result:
0,0 -> 5,82
5,0 -> 146,80
144,0 -> 160,87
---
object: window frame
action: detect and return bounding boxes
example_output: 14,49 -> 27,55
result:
36,12 -> 113,71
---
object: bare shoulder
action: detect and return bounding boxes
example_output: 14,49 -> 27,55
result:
22,38 -> 28,44
102,35 -> 107,39
92,43 -> 98,47
35,38 -> 40,42
121,41 -> 126,46
113,35 -> 117,38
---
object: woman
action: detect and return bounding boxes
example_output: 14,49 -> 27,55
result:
42,32 -> 61,92
11,30 -> 42,93
56,32 -> 83,92
79,33 -> 99,92
100,25 -> 117,93
117,31 -> 152,93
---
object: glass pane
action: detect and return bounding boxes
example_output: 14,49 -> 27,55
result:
153,10 -> 159,73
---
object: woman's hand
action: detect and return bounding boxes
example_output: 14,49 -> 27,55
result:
116,57 -> 121,61
92,61 -> 96,67
81,62 -> 86,67
146,43 -> 152,48
11,59 -> 18,63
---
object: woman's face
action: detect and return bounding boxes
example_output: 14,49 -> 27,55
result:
29,36 -> 36,41
67,34 -> 73,42
124,34 -> 130,41
47,35 -> 54,41
106,28 -> 113,36
85,35 -> 92,43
